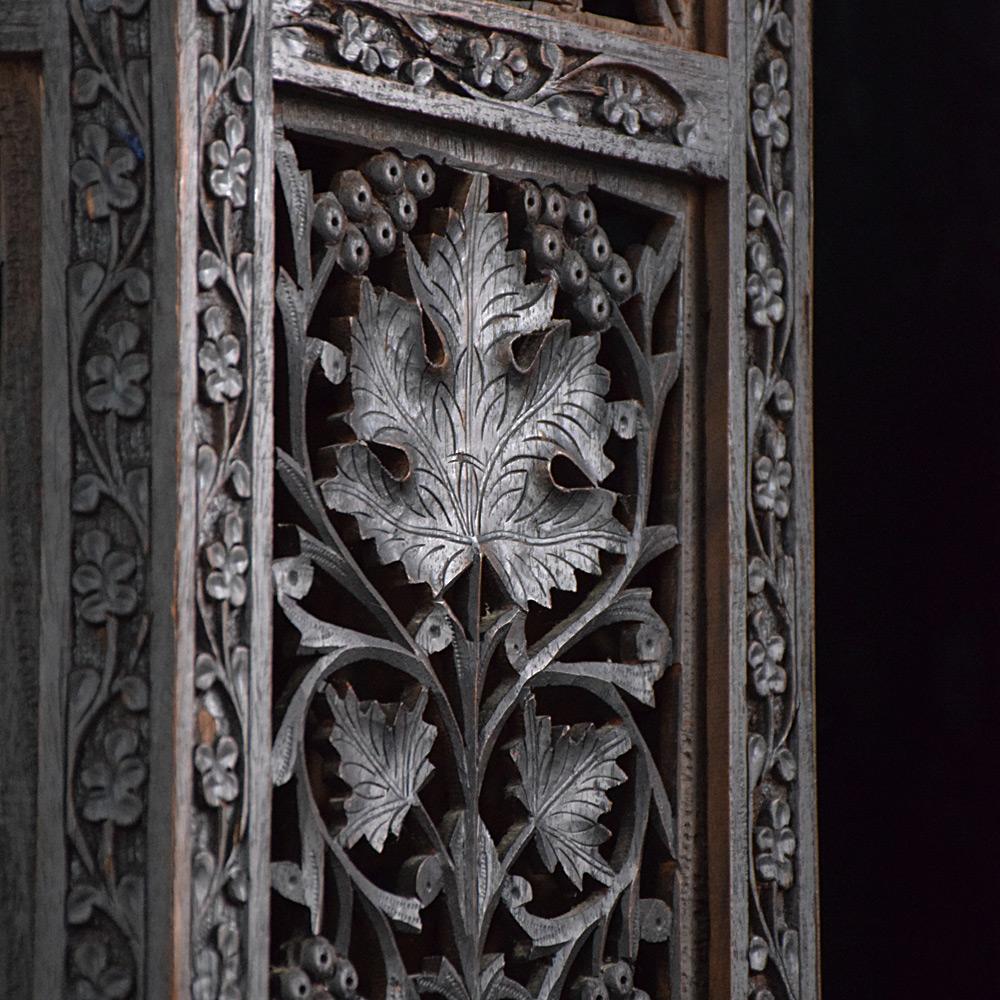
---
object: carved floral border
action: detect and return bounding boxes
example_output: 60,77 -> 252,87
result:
190,1 -> 263,999
744,2 -> 810,999
65,1 -> 153,998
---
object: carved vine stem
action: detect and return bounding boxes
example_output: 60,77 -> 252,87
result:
745,1 -> 804,998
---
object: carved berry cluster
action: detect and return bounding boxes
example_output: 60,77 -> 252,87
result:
574,960 -> 652,1000
274,936 -> 362,1000
507,180 -> 635,331
312,151 -> 436,275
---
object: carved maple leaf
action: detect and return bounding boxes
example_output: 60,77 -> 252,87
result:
326,685 -> 436,852
508,696 -> 631,888
320,172 -> 628,608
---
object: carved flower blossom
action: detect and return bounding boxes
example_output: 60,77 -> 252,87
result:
755,794 -> 796,889
71,939 -> 132,1000
335,9 -> 403,75
198,306 -> 243,402
746,240 -> 785,328
83,0 -> 146,14
71,123 -> 138,220
205,512 -> 248,606
72,529 -> 138,624
752,58 -> 791,149
195,734 -> 240,807
747,609 -> 786,696
753,431 -> 792,518
208,115 -> 252,208
85,320 -> 149,418
466,33 -> 528,93
80,727 -> 147,827
598,74 -> 665,136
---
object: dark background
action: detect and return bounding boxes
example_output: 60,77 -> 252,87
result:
814,5 -> 1000,996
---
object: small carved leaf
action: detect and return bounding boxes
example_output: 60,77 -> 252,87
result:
123,267 -> 151,305
193,849 -> 216,910
230,458 -> 252,498
545,96 -> 577,122
321,172 -> 627,608
327,685 -> 437,852
72,473 -> 103,513
116,674 -> 149,712
508,696 -> 631,888
67,883 -> 101,925
450,814 -> 500,932
233,66 -> 254,103
299,787 -> 326,933
306,337 -> 347,385
198,250 -> 222,289
411,602 -> 454,654
72,67 -> 102,106
748,733 -> 767,788
69,261 -> 106,311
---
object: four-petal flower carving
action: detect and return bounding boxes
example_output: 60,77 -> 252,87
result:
752,58 -> 791,149
195,735 -> 241,807
199,305 -> 244,402
747,239 -> 785,328
71,124 -> 139,221
208,114 -> 252,208
748,609 -> 786,696
71,939 -> 132,1000
205,512 -> 249,606
466,33 -> 528,94
85,320 -> 149,418
335,9 -> 402,74
80,727 -> 147,827
755,794 -> 796,889
753,430 -> 792,518
72,529 -> 139,624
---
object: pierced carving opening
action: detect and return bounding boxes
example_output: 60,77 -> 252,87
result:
269,131 -> 689,1000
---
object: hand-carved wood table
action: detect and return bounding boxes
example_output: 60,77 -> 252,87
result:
0,1 -> 816,998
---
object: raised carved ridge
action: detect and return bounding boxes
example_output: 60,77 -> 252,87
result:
66,2 -> 153,997
269,139 -> 685,1000
744,2 -> 806,998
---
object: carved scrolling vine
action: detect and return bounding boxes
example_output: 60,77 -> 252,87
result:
269,140 -> 684,999
191,2 -> 260,999
273,1 -> 702,147
66,2 -> 153,998
744,2 -> 803,999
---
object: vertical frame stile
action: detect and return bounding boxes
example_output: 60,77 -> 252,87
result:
190,0 -> 272,997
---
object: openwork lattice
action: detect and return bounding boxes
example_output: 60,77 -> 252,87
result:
268,136 -> 684,1000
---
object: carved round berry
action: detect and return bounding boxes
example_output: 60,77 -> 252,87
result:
601,961 -> 633,999
333,170 -> 374,222
313,192 -> 347,247
363,208 -> 398,258
540,186 -> 567,228
557,249 -> 590,295
300,936 -> 336,981
599,253 -> 634,301
404,158 -> 436,199
529,224 -> 565,271
329,956 -> 359,999
339,224 -> 371,275
631,991 -> 652,1000
506,180 -> 542,230
566,193 -> 597,234
362,151 -> 405,195
572,279 -> 612,328
279,969 -> 312,1000
575,226 -> 612,271
386,189 -> 418,233
574,976 -> 609,1000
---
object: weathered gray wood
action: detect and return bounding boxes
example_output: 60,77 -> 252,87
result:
272,0 -> 730,178
0,55 -> 42,1000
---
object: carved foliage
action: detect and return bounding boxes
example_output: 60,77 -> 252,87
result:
273,1 -> 696,146
745,2 -> 803,998
191,1 -> 259,997
270,140 -> 684,1000
66,1 -> 152,997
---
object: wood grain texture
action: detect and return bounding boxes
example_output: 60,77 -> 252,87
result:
0,54 -> 42,1000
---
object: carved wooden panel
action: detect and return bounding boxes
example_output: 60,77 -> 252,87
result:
0,1 -> 817,998
267,123 -> 692,1000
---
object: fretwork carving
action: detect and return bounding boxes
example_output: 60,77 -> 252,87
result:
269,137 -> 685,1000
